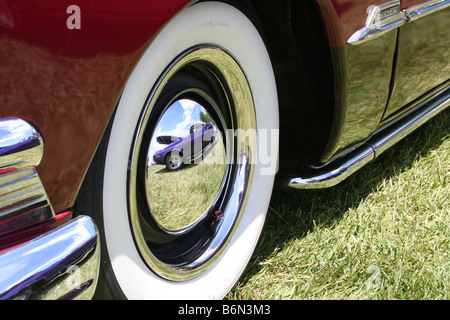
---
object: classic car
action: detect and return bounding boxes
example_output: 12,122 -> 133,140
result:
152,122 -> 217,171
0,0 -> 448,300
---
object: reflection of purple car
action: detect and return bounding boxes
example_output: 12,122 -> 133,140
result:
153,123 -> 216,171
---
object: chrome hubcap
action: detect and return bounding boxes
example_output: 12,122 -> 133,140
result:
146,98 -> 227,232
128,46 -> 256,281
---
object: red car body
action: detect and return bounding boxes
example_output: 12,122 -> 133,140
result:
0,0 -> 448,299
0,0 -> 191,213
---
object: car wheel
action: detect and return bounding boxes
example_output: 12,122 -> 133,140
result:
164,152 -> 184,171
83,1 -> 278,299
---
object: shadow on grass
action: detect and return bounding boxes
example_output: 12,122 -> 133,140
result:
237,108 -> 449,285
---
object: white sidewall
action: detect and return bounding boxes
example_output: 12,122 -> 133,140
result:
103,2 -> 278,299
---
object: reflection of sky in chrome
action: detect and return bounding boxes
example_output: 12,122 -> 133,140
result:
0,119 -> 36,148
148,99 -> 205,160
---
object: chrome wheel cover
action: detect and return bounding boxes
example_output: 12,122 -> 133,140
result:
128,46 -> 256,281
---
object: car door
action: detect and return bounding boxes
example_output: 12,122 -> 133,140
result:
383,0 -> 450,119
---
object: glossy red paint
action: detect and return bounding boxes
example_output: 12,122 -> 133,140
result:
0,0 -> 191,213
315,0 -> 390,46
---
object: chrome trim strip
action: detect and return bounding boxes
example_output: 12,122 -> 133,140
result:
405,0 -> 450,21
285,145 -> 375,190
348,1 -> 405,45
278,84 -> 450,189
348,0 -> 450,45
0,216 -> 100,300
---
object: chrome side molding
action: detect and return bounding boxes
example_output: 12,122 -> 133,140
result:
278,83 -> 450,189
0,216 -> 100,300
348,0 -> 450,45
405,0 -> 450,21
348,1 -> 404,45
0,118 -> 54,235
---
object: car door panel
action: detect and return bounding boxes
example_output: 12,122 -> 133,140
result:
384,0 -> 450,119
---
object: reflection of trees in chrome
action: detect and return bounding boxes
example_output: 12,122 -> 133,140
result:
199,110 -> 213,124
147,142 -> 226,231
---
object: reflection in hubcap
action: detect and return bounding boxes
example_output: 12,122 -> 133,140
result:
146,98 -> 227,232
128,46 -> 256,281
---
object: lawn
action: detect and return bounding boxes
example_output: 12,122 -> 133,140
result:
227,109 -> 449,300
146,140 -> 226,231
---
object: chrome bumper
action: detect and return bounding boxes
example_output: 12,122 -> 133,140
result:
0,118 -> 100,299
0,215 -> 100,300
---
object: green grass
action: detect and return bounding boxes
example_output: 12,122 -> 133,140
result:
147,142 -> 226,231
227,109 -> 449,300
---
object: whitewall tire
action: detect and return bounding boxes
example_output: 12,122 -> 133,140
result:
99,1 -> 278,299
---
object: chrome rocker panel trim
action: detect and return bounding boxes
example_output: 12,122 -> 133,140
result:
279,82 -> 450,189
0,216 -> 100,300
